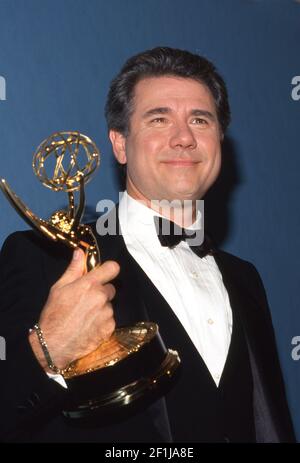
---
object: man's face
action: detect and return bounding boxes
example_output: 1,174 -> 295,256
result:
110,76 -> 222,203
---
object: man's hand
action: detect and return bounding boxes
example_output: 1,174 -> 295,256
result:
29,248 -> 120,372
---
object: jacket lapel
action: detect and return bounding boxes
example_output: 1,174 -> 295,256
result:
92,213 -> 173,442
214,251 -> 284,442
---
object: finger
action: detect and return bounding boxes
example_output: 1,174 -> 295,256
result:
87,260 -> 120,285
55,248 -> 86,288
102,283 -> 116,302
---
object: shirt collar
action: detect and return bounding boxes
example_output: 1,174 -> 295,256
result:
119,191 -> 203,240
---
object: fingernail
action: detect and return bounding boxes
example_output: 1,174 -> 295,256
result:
73,249 -> 81,260
109,261 -> 119,273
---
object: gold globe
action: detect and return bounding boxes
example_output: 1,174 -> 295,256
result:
32,131 -> 100,192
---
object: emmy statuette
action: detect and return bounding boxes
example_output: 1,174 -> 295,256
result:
0,131 -> 180,419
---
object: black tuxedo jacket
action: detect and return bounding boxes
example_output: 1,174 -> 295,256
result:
0,215 -> 296,442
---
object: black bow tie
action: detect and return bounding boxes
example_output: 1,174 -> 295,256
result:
154,216 -> 216,258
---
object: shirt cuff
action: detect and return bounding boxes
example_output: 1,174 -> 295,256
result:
46,372 -> 68,389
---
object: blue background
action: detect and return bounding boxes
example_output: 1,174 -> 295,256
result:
0,0 -> 299,439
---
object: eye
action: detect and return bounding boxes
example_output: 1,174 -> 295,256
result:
150,117 -> 168,124
191,117 -> 209,125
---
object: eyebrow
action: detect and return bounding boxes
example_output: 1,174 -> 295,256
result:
142,107 -> 216,121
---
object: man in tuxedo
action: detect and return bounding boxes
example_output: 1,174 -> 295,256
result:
0,47 -> 295,442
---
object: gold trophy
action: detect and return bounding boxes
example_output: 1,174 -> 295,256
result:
0,131 -> 180,419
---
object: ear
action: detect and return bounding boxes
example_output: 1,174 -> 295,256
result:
109,130 -> 127,164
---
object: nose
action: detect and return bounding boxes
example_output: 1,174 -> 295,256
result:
169,122 -> 197,150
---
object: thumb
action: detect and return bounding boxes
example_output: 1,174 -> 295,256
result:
57,248 -> 86,287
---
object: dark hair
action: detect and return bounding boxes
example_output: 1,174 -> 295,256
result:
105,46 -> 231,136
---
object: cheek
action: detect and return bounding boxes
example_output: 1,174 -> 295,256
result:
199,139 -> 221,177
139,131 -> 166,155
207,147 -> 222,184
125,135 -> 158,179
200,134 -> 221,161
212,152 -> 222,179
128,134 -> 165,173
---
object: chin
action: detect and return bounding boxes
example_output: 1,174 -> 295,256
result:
163,191 -> 199,202
170,185 -> 202,200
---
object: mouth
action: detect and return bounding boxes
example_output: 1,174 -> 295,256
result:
161,160 -> 200,167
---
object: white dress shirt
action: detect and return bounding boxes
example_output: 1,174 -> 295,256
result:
49,191 -> 233,388
119,191 -> 233,386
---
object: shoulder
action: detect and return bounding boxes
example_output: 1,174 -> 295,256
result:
1,229 -> 71,262
216,249 -> 259,278
215,248 -> 270,311
0,229 -> 72,287
1,230 -> 52,258
216,248 -> 260,275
